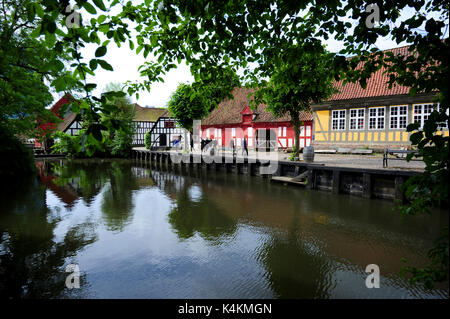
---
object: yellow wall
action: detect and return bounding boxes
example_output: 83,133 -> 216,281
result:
314,110 -> 330,141
312,107 -> 448,145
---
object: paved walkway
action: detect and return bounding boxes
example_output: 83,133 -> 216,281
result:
133,147 -> 425,172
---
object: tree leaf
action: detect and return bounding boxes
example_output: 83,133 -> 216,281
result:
93,0 -> 107,11
95,46 -> 107,57
98,60 -> 113,71
83,2 -> 97,14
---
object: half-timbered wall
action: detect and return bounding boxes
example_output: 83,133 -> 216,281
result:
312,94 -> 448,149
65,120 -> 83,136
200,121 -> 313,149
133,121 -> 155,146
147,117 -> 185,148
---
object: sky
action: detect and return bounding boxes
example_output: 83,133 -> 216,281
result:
51,2 -> 448,109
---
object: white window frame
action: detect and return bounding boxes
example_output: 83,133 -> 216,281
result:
349,108 -> 365,130
368,107 -> 385,130
306,125 -> 311,136
413,103 -> 434,128
390,105 -> 408,129
437,104 -> 449,130
332,110 -> 346,130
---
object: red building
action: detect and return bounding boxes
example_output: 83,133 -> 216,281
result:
200,87 -> 313,149
35,93 -> 79,148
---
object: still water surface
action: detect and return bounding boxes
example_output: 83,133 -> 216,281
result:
0,159 -> 448,298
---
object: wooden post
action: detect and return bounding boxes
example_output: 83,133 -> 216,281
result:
332,170 -> 340,194
306,169 -> 315,189
395,176 -> 406,203
362,173 -> 372,199
248,162 -> 254,176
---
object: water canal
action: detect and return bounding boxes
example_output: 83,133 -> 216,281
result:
0,159 -> 448,298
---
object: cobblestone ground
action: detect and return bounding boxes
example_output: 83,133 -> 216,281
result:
133,147 -> 425,171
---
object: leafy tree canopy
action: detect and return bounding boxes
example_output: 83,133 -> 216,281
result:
168,67 -> 239,131
255,42 -> 337,155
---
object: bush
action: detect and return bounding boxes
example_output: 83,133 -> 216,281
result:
289,146 -> 300,161
111,130 -> 133,157
0,125 -> 36,178
51,131 -> 82,157
145,131 -> 151,149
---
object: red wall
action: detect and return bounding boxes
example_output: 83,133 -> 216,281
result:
35,94 -> 72,147
200,121 -> 313,149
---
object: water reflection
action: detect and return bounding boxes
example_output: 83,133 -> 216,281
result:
0,159 -> 448,298
101,163 -> 138,232
161,172 -> 237,243
0,177 -> 96,298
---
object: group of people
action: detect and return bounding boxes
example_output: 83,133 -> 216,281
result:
229,137 -> 248,157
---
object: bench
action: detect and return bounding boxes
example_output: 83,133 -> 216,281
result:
382,148 -> 420,168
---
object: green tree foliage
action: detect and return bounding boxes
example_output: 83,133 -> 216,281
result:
0,125 -> 36,178
144,130 -> 152,150
256,43 -> 336,157
0,0 -> 67,137
101,82 -> 135,157
51,85 -> 135,158
168,68 -> 239,132
168,83 -> 210,132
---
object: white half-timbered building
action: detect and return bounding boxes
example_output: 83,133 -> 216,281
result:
146,111 -> 187,149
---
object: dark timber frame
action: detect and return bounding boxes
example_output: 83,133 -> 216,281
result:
146,116 -> 185,149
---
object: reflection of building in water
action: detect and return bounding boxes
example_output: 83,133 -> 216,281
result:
131,166 -> 156,188
36,161 -> 79,209
150,170 -> 186,199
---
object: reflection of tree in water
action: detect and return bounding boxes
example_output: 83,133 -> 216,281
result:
46,160 -> 108,205
152,171 -> 237,243
44,159 -> 138,233
256,210 -> 332,299
0,178 -> 97,298
101,162 -> 138,232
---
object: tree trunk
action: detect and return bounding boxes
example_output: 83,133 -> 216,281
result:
290,110 -> 300,157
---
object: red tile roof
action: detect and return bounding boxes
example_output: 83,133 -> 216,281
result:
202,87 -> 313,125
330,45 -> 413,101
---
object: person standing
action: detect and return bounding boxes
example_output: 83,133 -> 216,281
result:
230,138 -> 235,156
242,136 -> 248,156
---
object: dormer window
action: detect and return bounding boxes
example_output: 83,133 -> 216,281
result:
242,114 -> 252,123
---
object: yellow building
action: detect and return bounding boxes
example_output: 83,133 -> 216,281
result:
312,46 -> 448,150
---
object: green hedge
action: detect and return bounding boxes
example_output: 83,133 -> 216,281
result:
144,131 -> 151,149
0,125 -> 36,178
